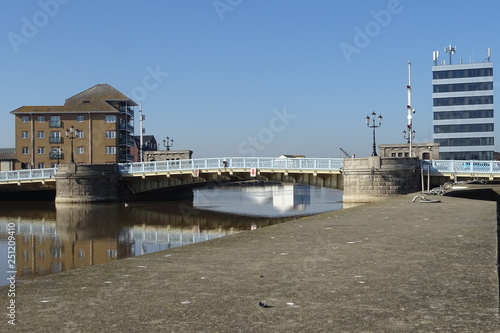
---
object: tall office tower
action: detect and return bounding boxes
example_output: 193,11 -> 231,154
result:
432,46 -> 494,160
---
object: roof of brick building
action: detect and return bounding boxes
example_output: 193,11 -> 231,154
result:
0,148 -> 16,160
10,84 -> 137,114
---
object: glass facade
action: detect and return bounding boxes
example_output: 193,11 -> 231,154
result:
435,137 -> 494,147
434,123 -> 494,133
433,109 -> 493,120
433,96 -> 493,106
439,151 -> 492,160
432,67 -> 493,79
433,82 -> 493,93
432,61 -> 494,160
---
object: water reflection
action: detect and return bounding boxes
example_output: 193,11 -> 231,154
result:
194,184 -> 342,217
0,185 -> 344,285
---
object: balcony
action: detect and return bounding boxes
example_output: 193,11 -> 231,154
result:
49,121 -> 63,128
118,153 -> 134,163
118,123 -> 134,131
49,137 -> 63,144
49,153 -> 63,160
118,106 -> 134,117
119,138 -> 134,146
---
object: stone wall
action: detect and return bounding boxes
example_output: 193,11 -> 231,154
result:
342,156 -> 420,203
55,163 -> 120,203
143,150 -> 193,162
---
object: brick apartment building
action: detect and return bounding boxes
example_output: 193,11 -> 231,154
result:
11,84 -> 137,169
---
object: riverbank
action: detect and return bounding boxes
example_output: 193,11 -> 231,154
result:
3,193 -> 499,332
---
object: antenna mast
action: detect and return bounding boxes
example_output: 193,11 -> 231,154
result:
404,60 -> 415,156
444,45 -> 456,64
433,50 -> 439,65
139,101 -> 144,163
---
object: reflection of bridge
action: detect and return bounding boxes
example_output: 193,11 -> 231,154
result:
2,157 -> 500,202
0,220 -> 233,281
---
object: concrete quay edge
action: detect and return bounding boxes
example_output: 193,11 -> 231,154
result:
3,193 -> 500,332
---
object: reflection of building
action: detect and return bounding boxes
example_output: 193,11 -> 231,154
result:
12,222 -> 123,278
0,217 -> 230,281
432,49 -> 494,160
10,84 -> 137,169
272,185 -> 310,212
243,186 -> 273,204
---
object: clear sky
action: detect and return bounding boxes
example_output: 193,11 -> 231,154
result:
1,0 -> 499,158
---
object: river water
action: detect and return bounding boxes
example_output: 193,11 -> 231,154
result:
0,184 -> 344,286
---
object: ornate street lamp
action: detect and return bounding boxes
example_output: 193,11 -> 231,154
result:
365,112 -> 382,157
403,128 -> 415,144
163,136 -> 174,151
65,126 -> 79,163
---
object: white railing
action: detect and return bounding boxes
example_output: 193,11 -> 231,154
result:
118,157 -> 345,174
420,160 -> 500,174
4,159 -> 500,183
0,168 -> 56,182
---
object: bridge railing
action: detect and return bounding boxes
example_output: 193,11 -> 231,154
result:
0,168 -> 56,181
5,159 -> 500,182
420,160 -> 500,174
118,157 -> 345,174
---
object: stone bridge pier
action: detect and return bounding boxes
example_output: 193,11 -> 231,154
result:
55,163 -> 121,203
342,156 -> 420,203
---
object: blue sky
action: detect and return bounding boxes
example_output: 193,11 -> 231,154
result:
1,0 -> 499,158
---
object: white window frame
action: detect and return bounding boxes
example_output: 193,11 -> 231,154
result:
50,131 -> 61,139
76,115 -> 84,122
37,115 -> 45,123
22,147 -> 29,155
105,130 -> 116,139
38,131 -> 45,139
105,146 -> 116,155
77,146 -> 84,154
105,115 -> 117,123
21,116 -> 29,123
76,131 -> 84,139
22,131 -> 29,139
37,147 -> 45,155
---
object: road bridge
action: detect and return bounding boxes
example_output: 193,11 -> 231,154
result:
1,157 -> 500,202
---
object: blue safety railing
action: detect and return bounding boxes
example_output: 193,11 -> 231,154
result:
0,168 -> 56,182
3,159 -> 500,183
118,157 -> 345,174
420,160 -> 500,174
